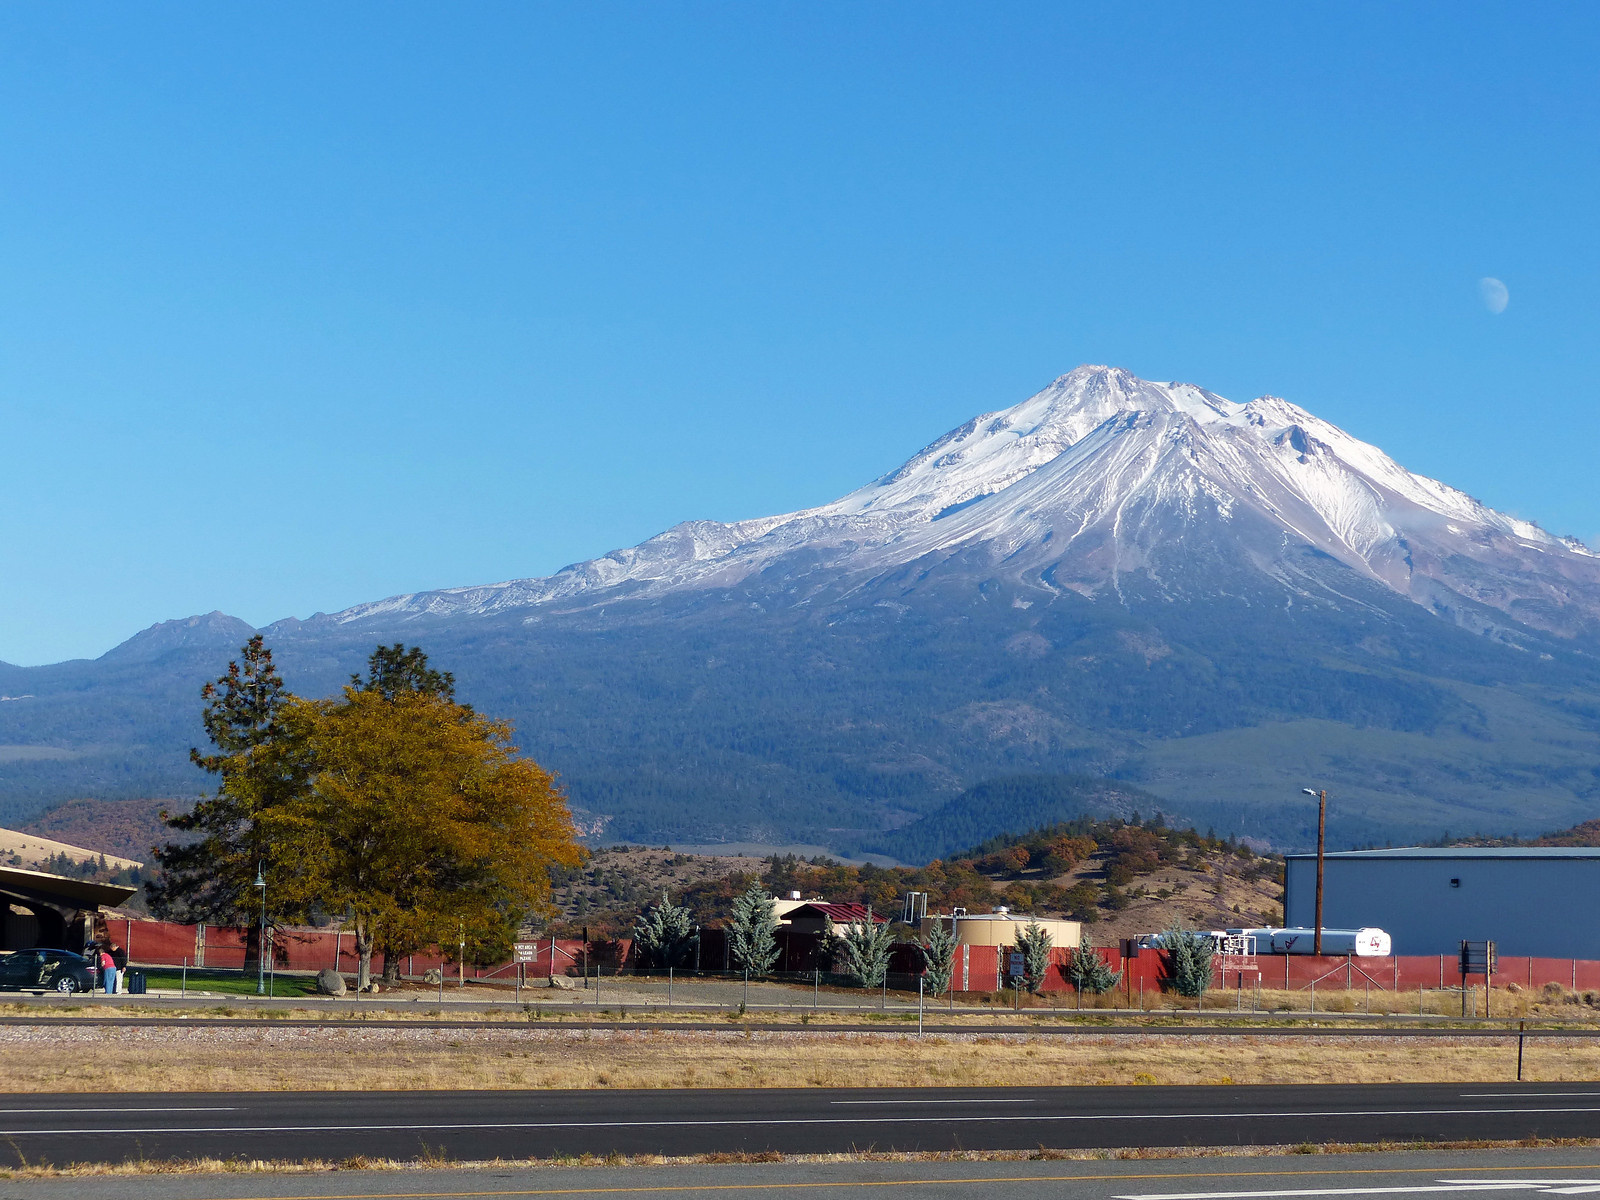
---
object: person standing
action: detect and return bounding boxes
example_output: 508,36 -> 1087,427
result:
99,946 -> 118,995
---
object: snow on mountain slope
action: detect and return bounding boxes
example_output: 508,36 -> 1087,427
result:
307,366 -> 1600,638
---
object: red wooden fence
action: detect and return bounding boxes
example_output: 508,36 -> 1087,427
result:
106,914 -> 1600,994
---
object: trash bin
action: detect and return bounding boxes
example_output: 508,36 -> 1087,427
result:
125,970 -> 147,995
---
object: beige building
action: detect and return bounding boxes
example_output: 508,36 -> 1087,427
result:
919,909 -> 1081,948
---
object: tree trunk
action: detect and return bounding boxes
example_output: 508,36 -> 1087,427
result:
382,951 -> 401,986
354,916 -> 373,992
242,919 -> 263,978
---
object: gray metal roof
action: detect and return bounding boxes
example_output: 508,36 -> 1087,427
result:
1283,846 -> 1600,861
0,864 -> 138,908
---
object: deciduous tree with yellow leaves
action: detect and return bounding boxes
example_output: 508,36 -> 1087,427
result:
259,681 -> 582,991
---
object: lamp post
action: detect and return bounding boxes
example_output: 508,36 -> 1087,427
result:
253,862 -> 267,996
1300,788 -> 1327,956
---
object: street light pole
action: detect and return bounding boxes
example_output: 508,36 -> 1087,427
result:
253,862 -> 267,996
1301,788 -> 1327,956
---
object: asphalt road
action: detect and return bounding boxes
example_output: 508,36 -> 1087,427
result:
8,1148 -> 1600,1200
6,1084 -> 1600,1167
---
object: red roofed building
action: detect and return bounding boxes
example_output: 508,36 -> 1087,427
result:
780,901 -> 888,938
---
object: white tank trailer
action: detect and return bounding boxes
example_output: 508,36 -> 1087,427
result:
1226,927 -> 1392,956
1138,927 -> 1392,956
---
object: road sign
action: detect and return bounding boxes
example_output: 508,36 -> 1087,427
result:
513,942 -> 538,964
1460,939 -> 1496,976
1008,952 -> 1025,978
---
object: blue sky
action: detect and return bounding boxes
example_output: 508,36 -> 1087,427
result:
2,5 -> 1596,665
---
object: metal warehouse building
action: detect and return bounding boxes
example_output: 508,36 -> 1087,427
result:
1284,847 -> 1600,958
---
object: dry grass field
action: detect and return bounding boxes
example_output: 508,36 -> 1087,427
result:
1,1023 -> 1596,1092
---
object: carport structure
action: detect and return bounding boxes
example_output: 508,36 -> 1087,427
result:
0,865 -> 136,952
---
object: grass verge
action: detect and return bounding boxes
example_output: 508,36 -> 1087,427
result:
138,970 -> 321,998
3,1137 -> 1600,1179
0,1024 -> 1596,1092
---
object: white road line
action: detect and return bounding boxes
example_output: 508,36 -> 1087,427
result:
5,1103 -> 1600,1137
1439,1185 -> 1600,1193
1462,1093 -> 1600,1098
1115,1187 -> 1545,1199
0,1107 -> 233,1114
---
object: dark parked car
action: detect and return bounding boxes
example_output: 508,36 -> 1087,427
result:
0,948 -> 96,994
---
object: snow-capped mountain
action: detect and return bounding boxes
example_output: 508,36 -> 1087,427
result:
11,365 -> 1600,853
311,366 -> 1600,639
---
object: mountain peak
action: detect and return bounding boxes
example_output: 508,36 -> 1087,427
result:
315,367 -> 1600,641
99,611 -> 257,665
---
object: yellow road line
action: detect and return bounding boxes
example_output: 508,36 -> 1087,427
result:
179,1163 -> 1600,1199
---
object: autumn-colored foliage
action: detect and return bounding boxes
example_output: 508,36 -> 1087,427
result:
261,687 -> 582,989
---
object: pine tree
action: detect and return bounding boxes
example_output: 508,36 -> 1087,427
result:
354,643 -> 457,703
148,637 -> 301,969
631,891 -> 698,969
1161,926 -> 1216,998
1064,934 -> 1122,994
838,907 -> 894,988
921,918 -> 956,996
1015,920 -> 1054,993
727,882 -> 780,975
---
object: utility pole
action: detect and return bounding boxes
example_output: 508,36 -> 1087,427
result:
1301,788 -> 1328,956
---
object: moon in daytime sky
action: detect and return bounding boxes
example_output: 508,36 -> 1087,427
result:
1479,276 -> 1509,313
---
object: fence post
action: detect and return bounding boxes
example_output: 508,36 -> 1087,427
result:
182,957 -> 187,997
